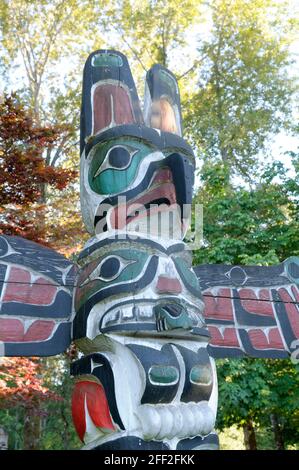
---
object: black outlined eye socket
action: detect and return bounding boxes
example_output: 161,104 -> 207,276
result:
93,144 -> 138,178
80,255 -> 135,287
99,257 -> 121,279
108,146 -> 131,168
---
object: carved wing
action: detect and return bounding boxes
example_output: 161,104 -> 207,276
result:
0,235 -> 77,356
194,258 -> 299,358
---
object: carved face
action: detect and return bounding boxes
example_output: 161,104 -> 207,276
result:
73,235 -> 206,343
72,234 -> 217,448
80,125 -> 195,238
80,50 -> 195,239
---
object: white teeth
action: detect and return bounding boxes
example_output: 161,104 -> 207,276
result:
101,304 -> 156,328
138,305 -> 155,319
137,405 -> 161,440
155,407 -> 174,440
122,307 -> 134,319
179,405 -> 195,438
100,303 -> 203,329
137,402 -> 216,441
172,407 -> 183,436
104,310 -> 120,326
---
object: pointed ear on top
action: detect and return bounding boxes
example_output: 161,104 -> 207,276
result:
143,64 -> 183,137
80,50 -> 144,155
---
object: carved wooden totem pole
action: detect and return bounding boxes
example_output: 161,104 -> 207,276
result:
0,50 -> 298,450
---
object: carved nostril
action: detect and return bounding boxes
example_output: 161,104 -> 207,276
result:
156,276 -> 182,293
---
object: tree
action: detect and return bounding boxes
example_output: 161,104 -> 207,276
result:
0,94 -> 76,243
0,95 -> 78,449
185,0 -> 297,178
104,0 -> 203,87
0,358 -> 61,450
193,157 -> 299,266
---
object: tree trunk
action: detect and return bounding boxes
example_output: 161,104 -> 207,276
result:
23,409 -> 41,450
243,419 -> 257,450
270,413 -> 285,450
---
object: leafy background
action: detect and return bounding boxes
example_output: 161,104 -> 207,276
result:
0,0 -> 298,450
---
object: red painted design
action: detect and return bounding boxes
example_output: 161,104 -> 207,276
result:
248,328 -> 285,350
156,276 -> 182,294
72,380 -> 115,442
278,288 -> 299,338
203,288 -> 234,321
238,288 -> 274,317
93,84 -> 134,134
208,326 -> 240,347
110,181 -> 177,229
0,319 -> 23,342
25,321 -> 55,341
3,267 -> 57,305
0,318 -> 55,342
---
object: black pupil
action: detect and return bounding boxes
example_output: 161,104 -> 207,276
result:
100,257 -> 121,279
108,147 -> 131,168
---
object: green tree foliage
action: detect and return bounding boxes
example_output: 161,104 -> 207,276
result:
185,0 -> 297,178
216,358 -> 299,449
193,157 -> 299,266
106,0 -> 202,70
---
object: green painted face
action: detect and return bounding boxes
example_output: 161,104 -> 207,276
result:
76,248 -> 150,311
89,138 -> 156,195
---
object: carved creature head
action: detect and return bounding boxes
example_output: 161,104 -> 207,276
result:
80,50 -> 195,239
73,234 -> 207,346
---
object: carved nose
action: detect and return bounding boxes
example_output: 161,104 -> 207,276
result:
156,276 -> 182,294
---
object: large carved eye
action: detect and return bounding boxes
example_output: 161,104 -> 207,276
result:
99,256 -> 121,280
80,255 -> 135,286
93,145 -> 138,178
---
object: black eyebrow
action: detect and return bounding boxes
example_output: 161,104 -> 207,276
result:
84,124 -> 194,159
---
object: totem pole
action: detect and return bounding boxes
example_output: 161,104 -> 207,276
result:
0,50 -> 298,451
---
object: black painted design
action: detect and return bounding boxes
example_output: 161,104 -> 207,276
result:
1,290 -> 73,318
78,234 -> 185,262
0,235 -> 77,289
73,256 -> 159,339
0,263 -> 7,298
127,344 -> 180,404
80,50 -> 144,155
92,436 -> 169,450
238,329 -> 288,359
4,322 -> 71,357
195,261 -> 290,290
272,289 -> 298,347
175,346 -> 213,403
177,433 -> 219,450
233,289 -> 277,327
208,345 -> 245,359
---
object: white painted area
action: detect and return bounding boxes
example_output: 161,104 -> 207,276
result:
83,394 -> 105,445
